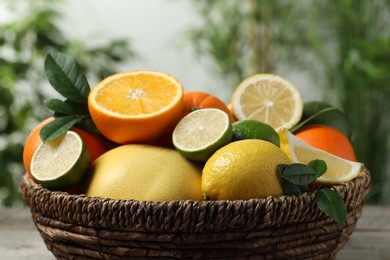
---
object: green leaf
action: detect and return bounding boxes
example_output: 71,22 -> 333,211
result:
308,159 -> 328,178
278,164 -> 304,195
44,99 -> 75,115
291,101 -> 351,137
64,100 -> 90,115
300,101 -> 332,120
281,178 -> 303,196
280,163 -> 317,185
298,184 -> 309,193
39,116 -> 85,142
277,164 -> 289,174
76,116 -> 101,134
44,52 -> 90,103
315,188 -> 348,224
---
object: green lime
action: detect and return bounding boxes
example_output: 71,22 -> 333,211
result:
31,131 -> 90,190
232,119 -> 280,146
172,108 -> 233,162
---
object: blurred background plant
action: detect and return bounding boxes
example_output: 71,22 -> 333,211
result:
307,0 -> 390,204
184,0 -> 309,88
0,0 -> 136,207
186,0 -> 390,204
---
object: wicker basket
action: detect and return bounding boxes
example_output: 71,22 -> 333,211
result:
21,168 -> 371,259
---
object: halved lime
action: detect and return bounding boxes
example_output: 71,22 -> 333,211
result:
172,108 -> 233,162
232,119 -> 280,146
31,131 -> 90,190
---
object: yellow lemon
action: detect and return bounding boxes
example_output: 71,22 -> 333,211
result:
84,144 -> 203,201
231,74 -> 303,131
202,139 -> 291,200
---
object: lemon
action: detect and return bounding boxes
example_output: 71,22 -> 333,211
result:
31,131 -> 89,190
231,74 -> 303,130
279,128 -> 362,185
202,139 -> 291,200
84,144 -> 203,201
232,119 -> 280,146
172,108 -> 233,162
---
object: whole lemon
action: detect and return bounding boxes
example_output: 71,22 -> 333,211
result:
84,144 -> 203,201
202,139 -> 291,200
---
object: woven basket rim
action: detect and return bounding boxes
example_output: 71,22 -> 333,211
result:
21,167 -> 371,233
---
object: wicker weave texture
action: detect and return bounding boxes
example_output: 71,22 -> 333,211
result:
21,168 -> 371,259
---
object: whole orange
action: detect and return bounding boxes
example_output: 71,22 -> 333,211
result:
294,124 -> 357,161
23,117 -> 107,180
180,91 -> 236,122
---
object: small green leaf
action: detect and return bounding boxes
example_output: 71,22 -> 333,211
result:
291,101 -> 350,136
298,184 -> 309,193
278,164 -> 304,195
281,178 -> 303,196
277,164 -> 289,174
308,159 -> 327,178
280,163 -> 317,185
44,52 -> 90,103
40,116 -> 85,142
76,116 -> 100,134
44,99 -> 75,115
315,188 -> 348,224
64,100 -> 90,115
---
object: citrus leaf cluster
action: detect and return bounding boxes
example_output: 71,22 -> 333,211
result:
291,101 -> 350,137
40,52 -> 98,142
278,160 -> 348,224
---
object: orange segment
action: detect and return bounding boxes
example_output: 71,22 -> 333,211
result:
88,71 -> 184,144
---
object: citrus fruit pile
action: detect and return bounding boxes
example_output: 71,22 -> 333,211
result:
23,61 -> 363,203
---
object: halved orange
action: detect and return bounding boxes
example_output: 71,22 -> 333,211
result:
88,71 -> 184,144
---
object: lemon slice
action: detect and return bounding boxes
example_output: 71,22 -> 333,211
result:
279,128 -> 362,185
231,74 -> 303,130
172,108 -> 233,162
31,131 -> 89,189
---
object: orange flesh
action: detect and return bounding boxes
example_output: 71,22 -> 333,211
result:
95,74 -> 179,116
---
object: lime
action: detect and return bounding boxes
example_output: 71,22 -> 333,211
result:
231,74 -> 303,130
232,119 -> 280,146
172,108 -> 233,162
202,139 -> 291,200
31,131 -> 90,189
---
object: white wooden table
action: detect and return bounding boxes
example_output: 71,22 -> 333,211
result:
0,206 -> 389,259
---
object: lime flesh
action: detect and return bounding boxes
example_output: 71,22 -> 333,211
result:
31,131 -> 89,189
173,108 -> 232,162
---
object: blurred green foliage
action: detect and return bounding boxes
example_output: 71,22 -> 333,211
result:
308,0 -> 390,203
185,0 -> 309,86
187,0 -> 390,203
0,0 -> 136,207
